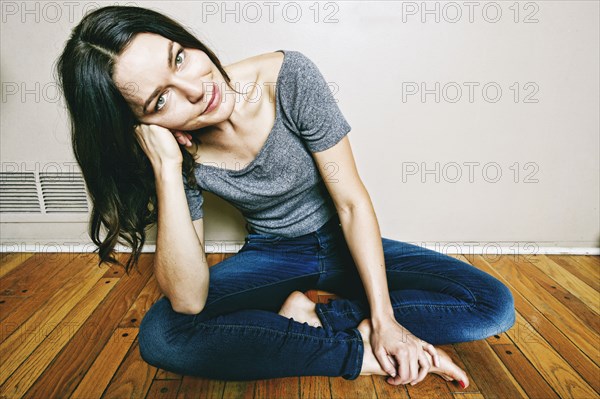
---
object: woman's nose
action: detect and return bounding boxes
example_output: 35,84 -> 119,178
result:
177,78 -> 205,104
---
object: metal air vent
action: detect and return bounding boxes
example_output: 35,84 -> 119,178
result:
0,171 -> 89,214
39,172 -> 88,213
0,172 -> 41,213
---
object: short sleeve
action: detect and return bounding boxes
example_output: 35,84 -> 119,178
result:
286,51 -> 352,153
182,173 -> 204,220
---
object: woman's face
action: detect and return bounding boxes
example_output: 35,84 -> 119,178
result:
112,32 -> 232,131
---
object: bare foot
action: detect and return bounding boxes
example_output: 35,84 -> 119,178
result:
278,291 -> 323,328
356,319 -> 470,388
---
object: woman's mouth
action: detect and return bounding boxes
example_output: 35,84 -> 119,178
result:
202,83 -> 220,115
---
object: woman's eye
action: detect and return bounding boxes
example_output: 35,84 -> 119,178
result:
154,49 -> 184,113
155,94 -> 166,112
175,49 -> 185,67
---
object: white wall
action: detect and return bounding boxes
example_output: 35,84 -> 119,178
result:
1,1 -> 598,254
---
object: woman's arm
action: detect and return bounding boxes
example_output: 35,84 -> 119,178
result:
338,201 -> 441,384
134,123 -> 209,315
336,202 -> 392,322
154,165 -> 209,315
311,136 -> 440,385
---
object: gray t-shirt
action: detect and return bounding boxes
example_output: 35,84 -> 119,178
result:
183,49 -> 351,237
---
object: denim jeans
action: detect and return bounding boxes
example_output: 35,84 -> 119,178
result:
138,213 -> 515,381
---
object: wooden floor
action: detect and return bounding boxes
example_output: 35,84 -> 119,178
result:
0,251 -> 598,399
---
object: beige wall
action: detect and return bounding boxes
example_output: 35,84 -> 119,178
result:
1,1 -> 598,253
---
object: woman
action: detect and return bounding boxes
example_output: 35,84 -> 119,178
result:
56,5 -> 515,386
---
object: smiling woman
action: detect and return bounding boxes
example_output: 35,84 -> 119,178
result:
55,4 -> 515,388
55,5 -> 242,274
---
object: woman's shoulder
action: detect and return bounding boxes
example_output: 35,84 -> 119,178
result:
256,50 -> 286,86
225,51 -> 285,84
228,50 -> 319,89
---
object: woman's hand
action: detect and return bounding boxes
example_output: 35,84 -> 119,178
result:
172,130 -> 194,147
134,123 -> 190,170
370,315 -> 440,385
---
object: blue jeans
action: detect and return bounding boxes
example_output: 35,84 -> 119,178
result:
138,213 -> 515,381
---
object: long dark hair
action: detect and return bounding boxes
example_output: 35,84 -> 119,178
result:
55,5 -> 239,275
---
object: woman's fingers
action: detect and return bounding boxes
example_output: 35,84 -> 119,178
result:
411,351 -> 431,385
375,349 -> 398,378
398,352 -> 409,383
174,131 -> 193,146
382,337 -> 439,386
184,132 -> 193,146
171,130 -> 193,147
422,342 -> 440,368
132,123 -> 184,167
396,346 -> 427,385
409,348 -> 420,383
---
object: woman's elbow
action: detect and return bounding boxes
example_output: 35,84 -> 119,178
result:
170,287 -> 208,315
171,297 -> 206,315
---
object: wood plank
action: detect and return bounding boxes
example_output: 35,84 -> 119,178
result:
118,275 -> 162,328
318,294 -> 339,305
0,252 -> 60,296
147,379 -> 182,399
452,393 -> 485,399
371,375 -> 410,399
528,255 -> 599,314
569,255 -> 600,269
305,290 -> 319,302
485,331 -> 513,346
0,252 -> 33,278
176,377 -> 225,399
329,375 -> 376,399
406,370 -> 454,399
490,343 -> 560,399
0,295 -> 28,323
0,258 -> 110,385
22,254 -> 154,398
70,327 -> 138,399
0,251 -> 15,264
469,255 -> 600,395
101,261 -> 126,279
547,256 -> 599,292
518,256 -> 599,332
477,255 -> 600,366
299,376 -> 332,399
568,256 -> 600,290
453,340 -> 527,399
156,369 -> 183,380
255,377 -> 299,399
100,338 -> 157,398
0,277 -> 116,398
207,253 -> 226,266
222,380 -> 256,399
0,253 -> 110,337
2,250 -> 596,399
511,312 -> 597,399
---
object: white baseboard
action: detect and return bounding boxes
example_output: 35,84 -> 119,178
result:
1,241 -> 598,256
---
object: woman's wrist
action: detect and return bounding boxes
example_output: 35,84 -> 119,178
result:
371,309 -> 396,329
153,162 -> 182,180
